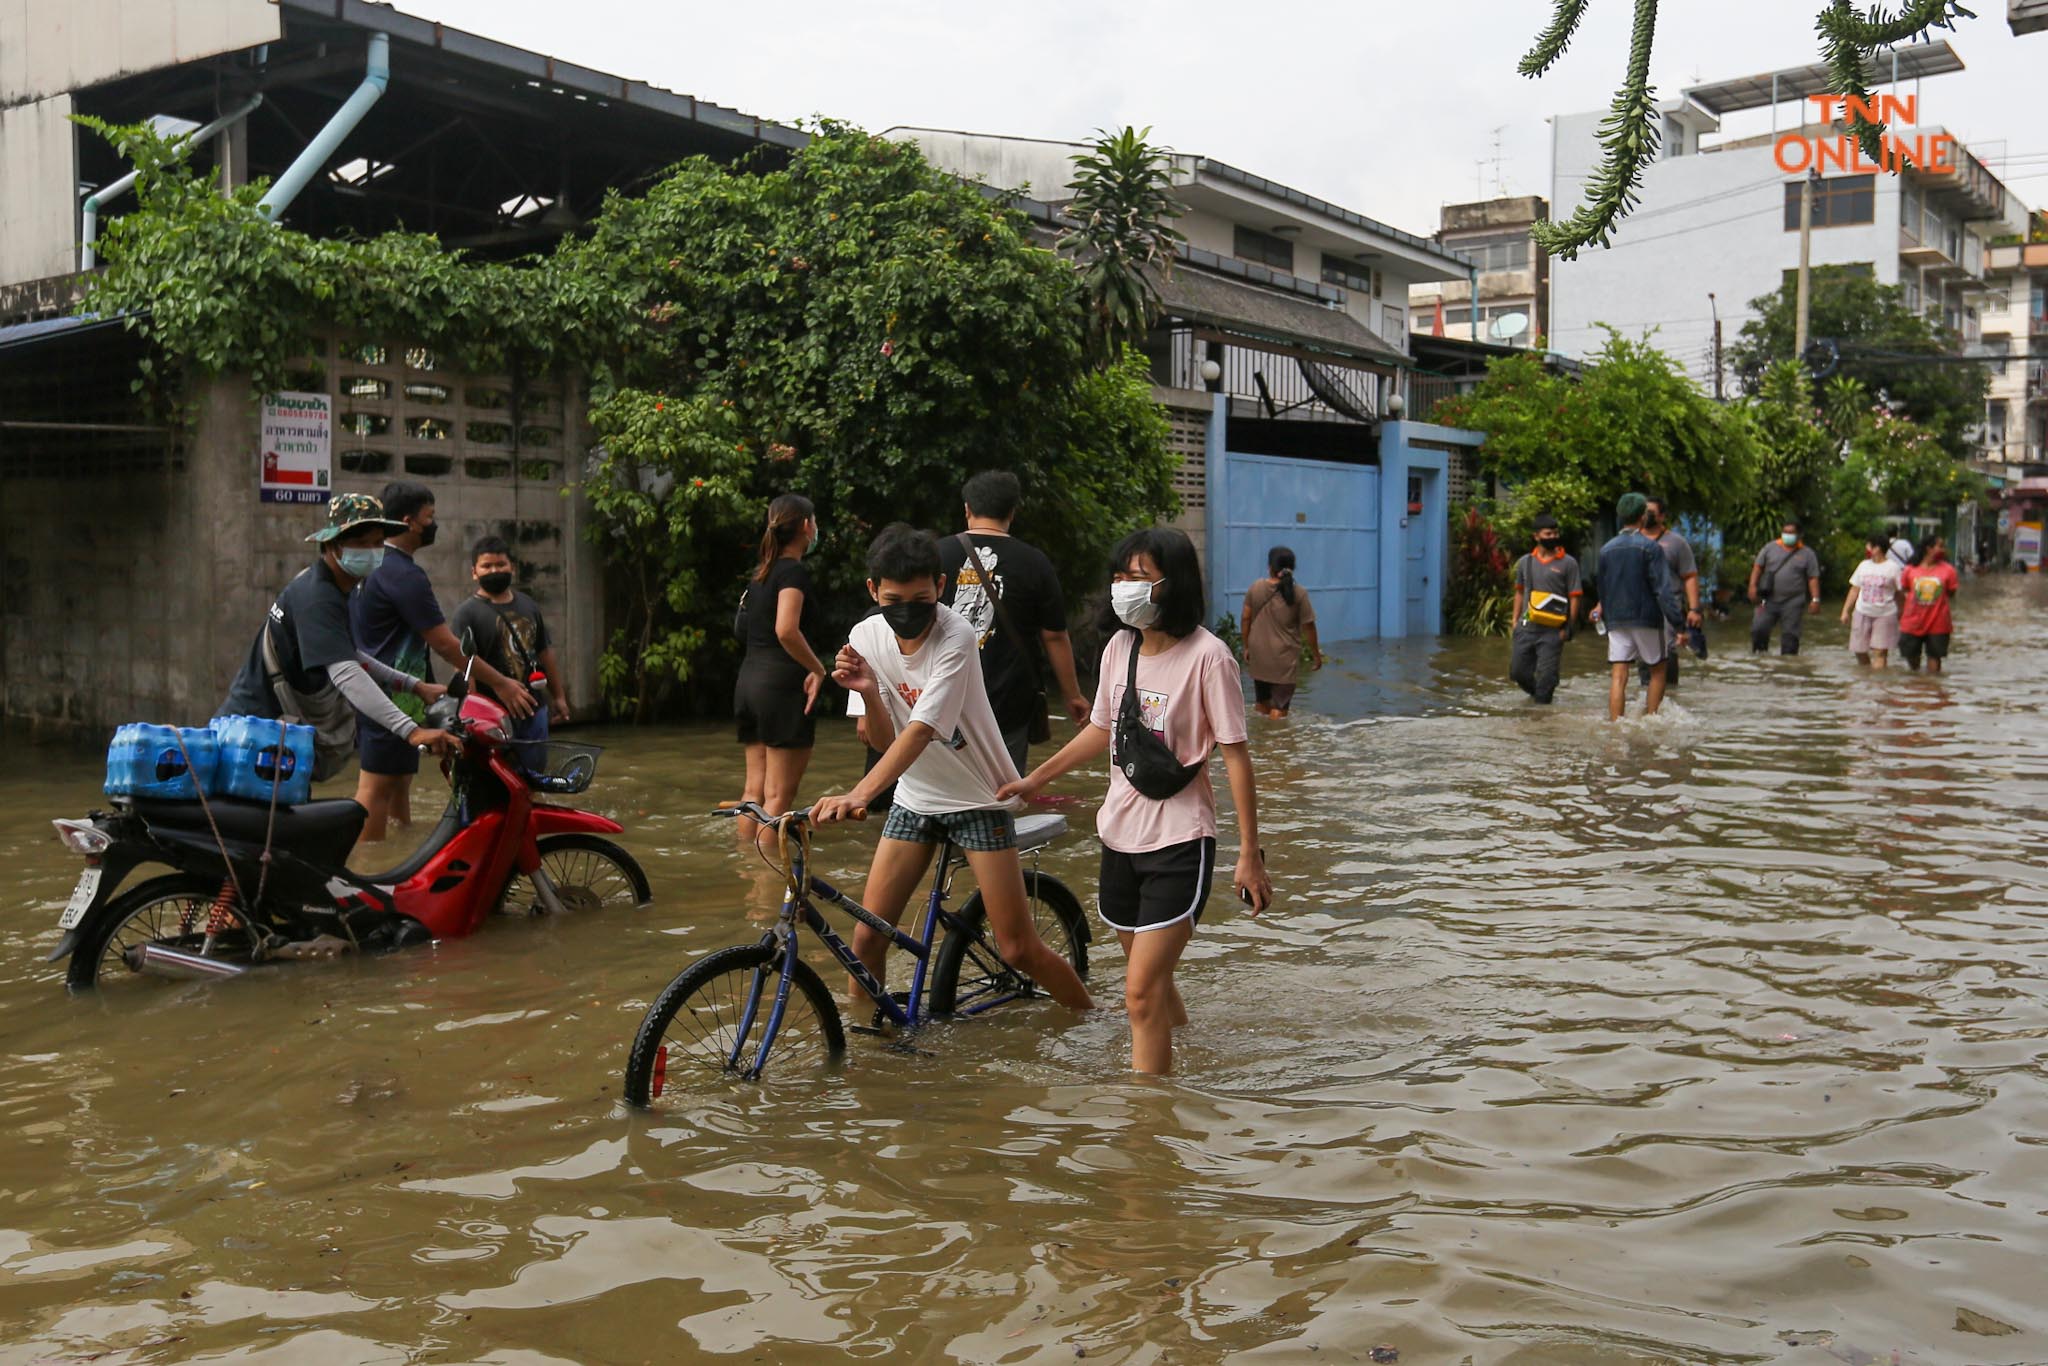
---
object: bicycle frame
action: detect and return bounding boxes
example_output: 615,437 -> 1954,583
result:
736,813 -> 986,1077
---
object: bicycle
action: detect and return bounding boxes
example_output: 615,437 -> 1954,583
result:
622,800 -> 1090,1100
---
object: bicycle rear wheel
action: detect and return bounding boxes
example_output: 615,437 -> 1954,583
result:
928,871 -> 1089,1016
623,942 -> 845,1103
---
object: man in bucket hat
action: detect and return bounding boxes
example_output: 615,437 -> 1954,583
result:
217,494 -> 456,813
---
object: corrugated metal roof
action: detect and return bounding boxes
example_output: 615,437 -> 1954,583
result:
1158,268 -> 1409,367
0,314 -> 129,354
279,0 -> 807,149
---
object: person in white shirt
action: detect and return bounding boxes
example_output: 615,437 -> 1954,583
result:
1840,531 -> 1904,668
811,525 -> 1093,1011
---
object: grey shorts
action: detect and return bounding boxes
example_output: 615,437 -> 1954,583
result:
879,804 -> 1016,852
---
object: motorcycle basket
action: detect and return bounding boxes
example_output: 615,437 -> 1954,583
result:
524,741 -> 604,795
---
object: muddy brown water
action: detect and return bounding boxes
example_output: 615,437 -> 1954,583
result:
2,578 -> 2045,1364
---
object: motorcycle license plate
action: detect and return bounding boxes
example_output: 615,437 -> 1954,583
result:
57,868 -> 102,931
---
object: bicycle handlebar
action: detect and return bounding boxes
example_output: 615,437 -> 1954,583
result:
715,800 -> 867,825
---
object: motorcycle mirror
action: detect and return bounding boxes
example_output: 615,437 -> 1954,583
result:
459,627 -> 478,686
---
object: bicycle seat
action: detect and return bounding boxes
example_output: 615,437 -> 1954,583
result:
1013,813 -> 1066,853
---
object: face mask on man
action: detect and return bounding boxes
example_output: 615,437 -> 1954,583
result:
478,571 -> 513,596
1781,532 -> 1800,547
1537,537 -> 1562,552
1111,579 -> 1163,629
415,519 -> 438,548
337,546 -> 385,579
880,600 -> 936,640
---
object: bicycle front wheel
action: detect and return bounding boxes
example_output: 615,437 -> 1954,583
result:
928,871 -> 1090,1016
623,943 -> 845,1103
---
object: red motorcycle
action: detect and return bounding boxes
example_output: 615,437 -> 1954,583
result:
47,678 -> 649,990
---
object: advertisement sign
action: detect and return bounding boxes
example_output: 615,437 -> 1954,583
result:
259,392 -> 332,504
2016,521 -> 2043,570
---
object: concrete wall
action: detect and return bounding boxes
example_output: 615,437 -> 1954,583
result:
0,0 -> 278,106
0,356 -> 604,739
0,95 -> 80,287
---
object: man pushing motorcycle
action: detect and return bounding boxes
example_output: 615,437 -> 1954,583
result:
217,492 -> 459,795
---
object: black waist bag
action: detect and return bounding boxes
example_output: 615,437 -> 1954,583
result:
1112,633 -> 1208,800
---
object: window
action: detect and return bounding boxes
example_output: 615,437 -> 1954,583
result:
1450,230 -> 1530,272
1233,225 -> 1294,272
1784,174 -> 1874,230
1778,262 -> 1874,290
1320,255 -> 1374,294
1989,401 -> 2009,445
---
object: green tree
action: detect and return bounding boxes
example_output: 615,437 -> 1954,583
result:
1436,328 -> 1754,544
1729,271 -> 1989,458
1059,127 -> 1187,369
1516,1 -> 1975,258
1727,361 -> 1842,566
566,126 -> 1177,715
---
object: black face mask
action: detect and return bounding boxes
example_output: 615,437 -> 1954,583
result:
416,520 -> 439,548
880,600 -> 937,640
478,572 -> 513,595
1537,539 -> 1562,552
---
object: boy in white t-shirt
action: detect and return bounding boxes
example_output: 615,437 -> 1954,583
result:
810,525 -> 1093,1010
1840,531 -> 1904,668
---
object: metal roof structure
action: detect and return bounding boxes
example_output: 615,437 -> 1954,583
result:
67,0 -> 806,256
1683,40 -> 1964,115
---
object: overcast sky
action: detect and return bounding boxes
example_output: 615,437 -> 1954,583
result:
398,0 -> 2042,238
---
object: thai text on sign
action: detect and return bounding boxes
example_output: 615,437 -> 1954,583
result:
259,392 -> 332,505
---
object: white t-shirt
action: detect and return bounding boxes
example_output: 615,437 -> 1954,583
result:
850,605 -> 1020,815
1850,558 -> 1902,618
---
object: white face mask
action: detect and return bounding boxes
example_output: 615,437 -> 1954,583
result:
1111,579 -> 1163,629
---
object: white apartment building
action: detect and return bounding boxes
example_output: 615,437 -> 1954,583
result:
1980,229 -> 2048,475
1548,43 -> 2030,403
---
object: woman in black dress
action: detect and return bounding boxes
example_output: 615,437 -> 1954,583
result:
735,493 -> 827,837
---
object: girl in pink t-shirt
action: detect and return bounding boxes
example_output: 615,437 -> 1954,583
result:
1001,527 -> 1273,1074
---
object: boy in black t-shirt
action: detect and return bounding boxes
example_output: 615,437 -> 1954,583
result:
450,537 -> 570,758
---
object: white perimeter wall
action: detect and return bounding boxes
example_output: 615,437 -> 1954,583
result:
1549,112 -> 1900,382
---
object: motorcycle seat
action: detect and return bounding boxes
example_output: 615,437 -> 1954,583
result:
134,796 -> 367,870
1013,813 -> 1067,854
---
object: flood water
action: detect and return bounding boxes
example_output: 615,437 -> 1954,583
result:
3,577 -> 2046,1364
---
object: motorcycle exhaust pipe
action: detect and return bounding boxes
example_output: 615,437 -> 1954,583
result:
122,943 -> 249,981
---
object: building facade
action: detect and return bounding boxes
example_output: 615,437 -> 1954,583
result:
1408,196 -> 1549,347
1547,43 -> 2030,416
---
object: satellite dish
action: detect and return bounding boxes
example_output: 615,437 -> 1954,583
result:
1490,311 -> 1531,341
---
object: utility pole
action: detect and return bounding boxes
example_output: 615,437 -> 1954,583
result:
1793,169 -> 1818,360
1709,292 -> 1724,401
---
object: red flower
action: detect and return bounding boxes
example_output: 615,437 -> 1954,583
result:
654,401 -> 664,412
880,340 -> 895,358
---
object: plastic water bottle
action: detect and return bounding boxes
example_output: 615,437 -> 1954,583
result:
1593,605 -> 1607,637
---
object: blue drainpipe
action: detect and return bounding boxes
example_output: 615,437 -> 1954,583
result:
1468,263 -> 1480,341
80,94 -> 264,270
258,32 -> 390,221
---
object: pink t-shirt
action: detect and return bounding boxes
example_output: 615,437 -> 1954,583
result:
1091,628 -> 1248,853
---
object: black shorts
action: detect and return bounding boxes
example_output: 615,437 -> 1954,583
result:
357,717 -> 420,776
734,669 -> 816,750
1898,632 -> 1950,667
1098,837 -> 1216,934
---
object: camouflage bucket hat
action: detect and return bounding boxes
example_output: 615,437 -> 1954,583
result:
305,491 -> 410,544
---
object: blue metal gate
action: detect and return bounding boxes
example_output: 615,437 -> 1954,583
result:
1200,396 -> 1479,640
1207,450 -> 1381,641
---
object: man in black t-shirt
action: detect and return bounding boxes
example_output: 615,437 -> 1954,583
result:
936,470 -> 1089,773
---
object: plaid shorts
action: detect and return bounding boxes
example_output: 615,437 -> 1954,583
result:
880,804 -> 1016,852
